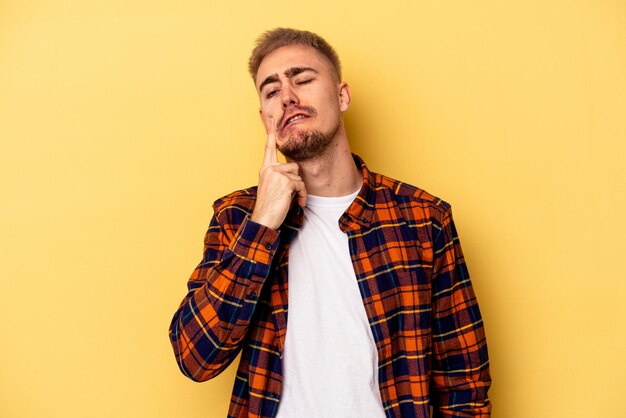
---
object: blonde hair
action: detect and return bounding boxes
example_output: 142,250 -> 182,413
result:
248,28 -> 342,82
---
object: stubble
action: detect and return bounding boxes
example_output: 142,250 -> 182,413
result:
278,123 -> 339,162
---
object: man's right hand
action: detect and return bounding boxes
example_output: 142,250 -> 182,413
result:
250,117 -> 307,230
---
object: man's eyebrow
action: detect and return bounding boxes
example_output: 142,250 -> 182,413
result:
258,67 -> 319,92
259,74 -> 280,92
284,66 -> 318,78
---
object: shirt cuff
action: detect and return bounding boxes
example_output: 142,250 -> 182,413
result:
228,215 -> 280,266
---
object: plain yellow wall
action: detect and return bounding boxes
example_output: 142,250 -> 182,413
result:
1,1 -> 625,416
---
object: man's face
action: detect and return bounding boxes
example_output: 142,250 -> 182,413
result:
255,44 -> 350,161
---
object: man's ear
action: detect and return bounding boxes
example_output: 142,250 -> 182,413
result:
338,82 -> 351,112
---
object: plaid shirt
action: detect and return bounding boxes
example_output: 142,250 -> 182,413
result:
169,154 -> 491,417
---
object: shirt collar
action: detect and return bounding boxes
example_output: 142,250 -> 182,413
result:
281,153 -> 376,234
339,153 -> 376,232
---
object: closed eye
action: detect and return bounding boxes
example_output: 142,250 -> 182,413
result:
265,78 -> 313,99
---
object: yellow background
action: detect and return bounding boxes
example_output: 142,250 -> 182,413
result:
1,1 -> 625,416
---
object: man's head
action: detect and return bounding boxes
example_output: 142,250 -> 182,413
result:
249,28 -> 351,162
248,28 -> 342,83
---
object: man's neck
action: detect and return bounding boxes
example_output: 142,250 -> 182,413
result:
287,136 -> 363,197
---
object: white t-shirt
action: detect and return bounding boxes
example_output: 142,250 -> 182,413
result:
275,188 -> 387,418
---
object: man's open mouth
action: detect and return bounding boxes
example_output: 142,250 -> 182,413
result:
281,113 -> 310,132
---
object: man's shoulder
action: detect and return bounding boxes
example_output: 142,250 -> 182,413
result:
372,170 -> 451,218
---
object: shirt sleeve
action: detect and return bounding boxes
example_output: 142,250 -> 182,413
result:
168,206 -> 280,382
430,205 -> 492,416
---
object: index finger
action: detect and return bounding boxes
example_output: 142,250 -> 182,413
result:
263,116 -> 279,167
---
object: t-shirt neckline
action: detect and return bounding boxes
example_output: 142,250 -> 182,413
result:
305,187 -> 362,208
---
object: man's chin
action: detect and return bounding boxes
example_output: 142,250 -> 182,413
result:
277,129 -> 334,162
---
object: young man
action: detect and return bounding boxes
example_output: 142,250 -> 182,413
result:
169,28 -> 492,417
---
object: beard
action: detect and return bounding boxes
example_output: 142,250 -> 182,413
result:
278,123 -> 339,162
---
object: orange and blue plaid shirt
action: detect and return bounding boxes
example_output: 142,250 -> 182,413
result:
169,154 -> 491,417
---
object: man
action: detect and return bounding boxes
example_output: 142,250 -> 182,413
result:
169,28 -> 491,417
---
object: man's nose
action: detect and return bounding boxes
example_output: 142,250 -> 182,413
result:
280,85 -> 299,108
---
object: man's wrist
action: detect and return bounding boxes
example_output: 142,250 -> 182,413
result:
249,212 -> 279,231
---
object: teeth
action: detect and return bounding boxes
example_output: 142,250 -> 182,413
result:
287,114 -> 306,125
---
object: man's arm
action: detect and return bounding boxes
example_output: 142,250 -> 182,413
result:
169,116 -> 306,382
168,206 -> 279,382
430,205 -> 492,416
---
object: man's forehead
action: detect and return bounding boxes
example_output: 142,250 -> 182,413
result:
255,44 -> 331,87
